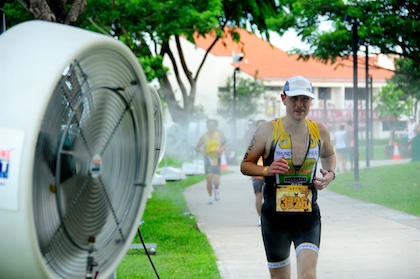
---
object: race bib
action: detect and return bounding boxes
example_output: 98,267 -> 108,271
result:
276,185 -> 312,212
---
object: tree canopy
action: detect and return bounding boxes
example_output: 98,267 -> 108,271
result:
269,0 -> 419,114
391,58 -> 420,117
217,74 -> 265,121
1,0 -> 315,126
73,0 -> 283,126
273,0 -> 419,66
374,82 -> 413,142
3,0 -> 419,125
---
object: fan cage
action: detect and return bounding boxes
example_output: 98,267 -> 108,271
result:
32,46 -> 153,278
148,86 -> 166,172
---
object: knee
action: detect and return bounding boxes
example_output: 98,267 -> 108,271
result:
298,270 -> 316,279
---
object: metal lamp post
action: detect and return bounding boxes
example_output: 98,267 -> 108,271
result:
345,15 -> 360,187
232,53 -> 244,141
370,75 -> 374,160
365,43 -> 370,168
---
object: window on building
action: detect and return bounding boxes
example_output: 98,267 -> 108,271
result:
345,88 -> 368,100
318,88 -> 331,100
382,121 -> 406,131
264,86 -> 282,91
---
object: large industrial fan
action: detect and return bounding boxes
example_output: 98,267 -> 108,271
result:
0,21 -> 157,278
148,86 -> 166,173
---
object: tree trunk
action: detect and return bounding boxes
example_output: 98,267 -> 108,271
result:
160,75 -> 188,127
18,0 -> 86,24
390,119 -> 396,145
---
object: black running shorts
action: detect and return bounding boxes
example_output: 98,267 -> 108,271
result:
204,156 -> 221,174
261,207 -> 321,265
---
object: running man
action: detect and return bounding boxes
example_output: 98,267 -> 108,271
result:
241,76 -> 336,278
195,119 -> 227,204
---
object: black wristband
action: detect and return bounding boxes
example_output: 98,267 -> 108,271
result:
327,170 -> 336,180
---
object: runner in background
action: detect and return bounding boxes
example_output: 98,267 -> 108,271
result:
334,124 -> 348,172
195,119 -> 227,204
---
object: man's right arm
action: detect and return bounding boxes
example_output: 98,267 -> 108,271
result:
195,136 -> 204,154
241,122 -> 270,177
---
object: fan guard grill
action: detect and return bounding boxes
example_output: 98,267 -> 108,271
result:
149,86 -> 166,170
32,47 -> 152,278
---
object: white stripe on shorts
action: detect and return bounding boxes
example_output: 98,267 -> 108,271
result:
267,257 -> 291,269
296,242 -> 319,256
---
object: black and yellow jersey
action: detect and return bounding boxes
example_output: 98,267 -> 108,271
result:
263,118 -> 321,213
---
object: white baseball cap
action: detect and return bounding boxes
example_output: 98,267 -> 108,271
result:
283,76 -> 315,99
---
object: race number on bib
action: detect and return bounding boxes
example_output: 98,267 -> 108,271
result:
276,185 -> 312,212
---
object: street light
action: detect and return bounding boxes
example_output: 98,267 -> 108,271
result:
365,43 -> 370,168
232,53 -> 244,141
344,14 -> 361,187
369,75 -> 374,160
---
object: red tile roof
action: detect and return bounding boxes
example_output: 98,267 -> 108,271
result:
193,28 -> 394,82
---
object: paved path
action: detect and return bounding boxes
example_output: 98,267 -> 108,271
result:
184,159 -> 420,279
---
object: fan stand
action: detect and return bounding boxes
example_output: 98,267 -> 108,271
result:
129,224 -> 157,255
130,242 -> 157,254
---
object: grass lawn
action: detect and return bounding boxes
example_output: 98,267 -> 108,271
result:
328,162 -> 420,216
358,143 -> 387,160
116,174 -> 222,279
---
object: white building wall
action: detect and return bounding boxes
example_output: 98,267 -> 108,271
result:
164,37 -> 235,118
162,36 -> 394,141
163,37 -> 238,140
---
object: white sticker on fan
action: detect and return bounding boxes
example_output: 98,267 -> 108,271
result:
0,128 -> 25,211
90,154 -> 102,178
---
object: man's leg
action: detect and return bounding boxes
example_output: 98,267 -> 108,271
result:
269,263 -> 291,279
206,174 -> 213,204
255,192 -> 262,216
206,174 -> 213,195
213,174 -> 220,201
296,249 -> 318,279
294,220 -> 321,279
213,174 -> 220,188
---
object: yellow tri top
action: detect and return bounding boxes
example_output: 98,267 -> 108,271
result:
204,131 -> 222,159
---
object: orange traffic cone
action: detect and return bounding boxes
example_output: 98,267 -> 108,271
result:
392,141 -> 401,160
221,151 -> 228,170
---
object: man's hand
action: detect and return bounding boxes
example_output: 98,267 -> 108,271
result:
313,169 -> 334,190
267,157 -> 290,175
